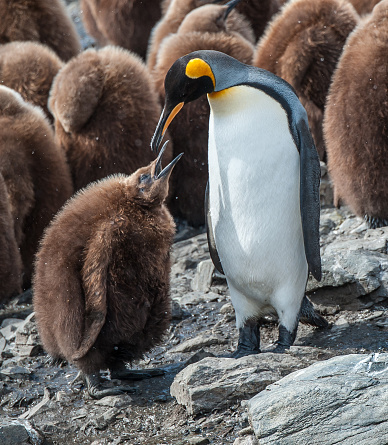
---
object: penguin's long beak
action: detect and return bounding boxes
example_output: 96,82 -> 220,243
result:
224,0 -> 242,19
151,102 -> 184,153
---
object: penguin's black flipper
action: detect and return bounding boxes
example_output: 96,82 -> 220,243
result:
205,181 -> 225,275
297,118 -> 322,282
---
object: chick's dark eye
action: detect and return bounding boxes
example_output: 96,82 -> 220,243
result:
140,173 -> 150,183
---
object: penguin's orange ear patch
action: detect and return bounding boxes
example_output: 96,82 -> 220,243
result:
185,59 -> 215,88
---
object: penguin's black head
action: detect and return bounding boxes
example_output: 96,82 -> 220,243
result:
151,53 -> 217,153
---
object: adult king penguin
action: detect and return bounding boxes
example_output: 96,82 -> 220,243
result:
151,50 -> 326,357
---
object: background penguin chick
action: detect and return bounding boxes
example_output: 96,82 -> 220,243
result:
234,0 -> 281,42
253,0 -> 359,160
324,0 -> 388,228
49,45 -> 171,192
0,86 -> 73,290
80,0 -> 163,59
152,5 -> 254,227
0,41 -> 63,123
146,0 -> 214,72
33,149 -> 179,399
0,172 -> 23,302
0,0 -> 81,62
348,0 -> 382,15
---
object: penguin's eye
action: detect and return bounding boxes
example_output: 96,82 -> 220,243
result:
139,173 -> 150,183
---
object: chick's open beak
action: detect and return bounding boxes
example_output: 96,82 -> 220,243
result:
157,152 -> 184,180
151,102 -> 184,153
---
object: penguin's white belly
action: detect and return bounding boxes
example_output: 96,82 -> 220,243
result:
208,86 -> 308,322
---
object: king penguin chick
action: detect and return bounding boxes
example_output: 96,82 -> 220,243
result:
49,45 -> 171,192
33,145 -> 182,399
0,0 -> 81,62
234,0 -> 281,42
80,0 -> 163,59
0,172 -> 23,302
0,86 -> 73,292
324,0 -> 388,228
348,0 -> 382,15
151,50 -> 328,357
253,0 -> 359,160
146,0 -> 215,73
0,41 -> 64,123
152,1 -> 254,226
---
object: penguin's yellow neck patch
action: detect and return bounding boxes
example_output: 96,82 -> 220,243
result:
185,59 -> 215,88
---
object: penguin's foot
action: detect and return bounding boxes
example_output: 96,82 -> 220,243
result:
299,296 -> 329,328
231,322 -> 261,358
72,371 -> 137,400
110,366 -> 165,380
262,324 -> 297,353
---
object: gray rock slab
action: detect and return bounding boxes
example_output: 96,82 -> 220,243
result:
178,291 -> 220,306
248,353 -> 388,445
170,353 -> 308,415
169,334 -> 228,353
0,418 -> 44,445
191,260 -> 215,292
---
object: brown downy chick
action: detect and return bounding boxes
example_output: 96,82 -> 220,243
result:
0,86 -> 73,291
348,0 -> 382,15
33,145 -> 182,399
146,0 -> 215,73
152,2 -> 254,226
0,172 -> 23,302
49,45 -> 171,192
253,0 -> 359,160
0,41 -> 63,123
235,0 -> 281,42
0,0 -> 81,62
80,0 -> 163,59
324,0 -> 388,228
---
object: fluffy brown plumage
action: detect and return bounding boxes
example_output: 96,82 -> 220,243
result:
146,0 -> 214,73
253,0 -> 359,160
0,172 -> 23,301
33,148 -> 179,398
0,86 -> 73,293
324,0 -> 388,228
0,0 -> 81,62
0,41 -> 63,122
236,0 -> 280,42
80,0 -> 163,59
348,0 -> 382,15
49,45 -> 170,192
152,4 -> 254,226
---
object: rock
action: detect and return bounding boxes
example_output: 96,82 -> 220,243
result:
170,333 -> 228,353
0,366 -> 31,379
95,394 -> 133,408
184,349 -> 215,367
0,318 -> 24,329
19,388 -> 51,420
0,418 -> 44,444
187,437 -> 210,445
13,313 -> 42,357
179,291 -> 220,306
248,353 -> 388,445
319,162 -> 334,207
191,260 -> 215,292
308,248 -> 388,310
170,353 -> 309,415
233,436 -> 258,445
0,319 -> 24,341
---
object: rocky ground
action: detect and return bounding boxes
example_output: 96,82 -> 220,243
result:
1,205 -> 388,445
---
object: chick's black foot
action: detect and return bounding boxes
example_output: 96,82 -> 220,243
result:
231,322 -> 261,358
72,371 -> 136,400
